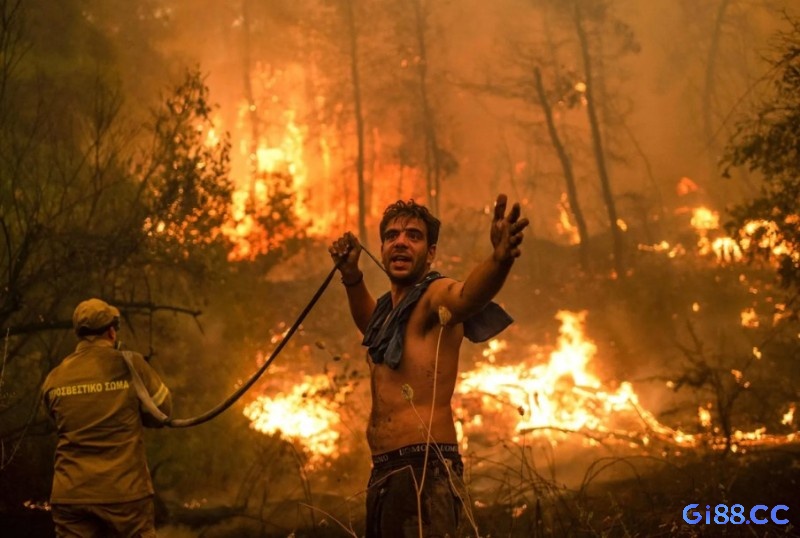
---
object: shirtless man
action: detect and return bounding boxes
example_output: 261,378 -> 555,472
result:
329,194 -> 528,537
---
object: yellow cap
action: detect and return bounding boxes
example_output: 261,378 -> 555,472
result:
73,298 -> 120,336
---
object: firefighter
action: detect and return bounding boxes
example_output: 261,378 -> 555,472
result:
42,298 -> 172,537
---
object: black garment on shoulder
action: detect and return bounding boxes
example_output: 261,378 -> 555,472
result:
361,271 -> 513,369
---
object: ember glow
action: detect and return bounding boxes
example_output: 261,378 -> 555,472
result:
690,206 -> 719,231
556,193 -> 580,245
783,404 -> 796,427
711,236 -> 743,263
637,240 -> 684,258
740,307 -> 759,328
637,204 -> 797,269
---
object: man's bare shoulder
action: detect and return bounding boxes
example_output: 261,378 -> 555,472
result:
417,276 -> 459,316
425,275 -> 459,296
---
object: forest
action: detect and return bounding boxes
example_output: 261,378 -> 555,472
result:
1,0 -> 799,536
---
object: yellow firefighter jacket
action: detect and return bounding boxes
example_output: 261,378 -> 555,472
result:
42,339 -> 171,504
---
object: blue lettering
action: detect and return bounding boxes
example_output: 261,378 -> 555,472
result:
682,504 -> 702,525
771,505 -> 789,525
750,505 -> 768,524
729,504 -> 745,524
714,504 -> 730,524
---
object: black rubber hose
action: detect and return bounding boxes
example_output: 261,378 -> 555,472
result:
167,262 -> 341,428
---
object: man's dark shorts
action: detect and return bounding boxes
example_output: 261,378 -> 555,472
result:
366,443 -> 468,538
51,496 -> 156,538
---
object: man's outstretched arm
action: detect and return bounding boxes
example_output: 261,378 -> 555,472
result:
329,231 -> 376,334
429,194 -> 529,324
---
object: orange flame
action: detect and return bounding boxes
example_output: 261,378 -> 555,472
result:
556,194 -> 580,245
454,311 -> 797,452
638,206 -> 796,268
455,311 -> 693,449
690,207 -> 719,231
243,374 -> 342,468
245,310 -> 797,464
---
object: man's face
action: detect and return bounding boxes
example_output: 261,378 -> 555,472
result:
381,216 -> 436,285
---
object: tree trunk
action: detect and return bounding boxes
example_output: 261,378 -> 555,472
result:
533,67 -> 590,271
574,4 -> 625,278
703,0 -> 731,194
241,0 -> 259,202
343,0 -> 368,247
409,0 -> 440,216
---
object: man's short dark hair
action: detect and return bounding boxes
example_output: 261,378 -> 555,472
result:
379,200 -> 440,246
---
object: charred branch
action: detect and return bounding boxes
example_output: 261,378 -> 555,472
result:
533,66 -> 590,271
3,303 -> 202,338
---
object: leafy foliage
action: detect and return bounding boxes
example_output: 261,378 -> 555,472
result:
723,18 -> 800,288
0,2 -> 235,495
141,68 -> 233,266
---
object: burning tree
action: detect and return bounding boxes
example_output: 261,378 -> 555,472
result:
141,68 -> 234,266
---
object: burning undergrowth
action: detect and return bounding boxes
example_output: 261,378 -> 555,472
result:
242,299 -> 796,470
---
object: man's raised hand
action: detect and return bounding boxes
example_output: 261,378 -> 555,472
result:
490,194 -> 530,262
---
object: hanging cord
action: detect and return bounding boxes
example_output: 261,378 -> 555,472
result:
360,244 -> 387,275
164,244 -> 384,429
